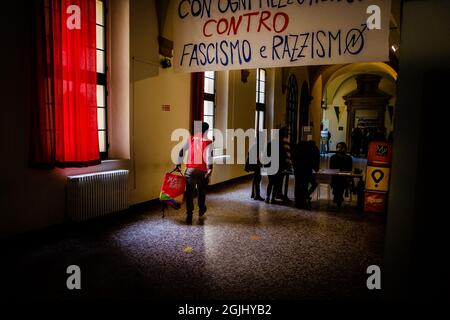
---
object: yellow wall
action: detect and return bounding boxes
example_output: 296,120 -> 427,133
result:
131,67 -> 191,204
310,75 -> 323,145
130,1 -> 260,200
272,67 -> 312,141
265,68 -> 276,131
109,0 -> 130,159
291,67 -> 311,140
326,79 -> 352,150
273,68 -> 286,128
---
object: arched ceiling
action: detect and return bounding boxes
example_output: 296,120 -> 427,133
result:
322,62 -> 398,103
308,0 -> 402,96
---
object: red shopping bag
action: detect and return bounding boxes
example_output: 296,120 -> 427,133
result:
159,169 -> 186,209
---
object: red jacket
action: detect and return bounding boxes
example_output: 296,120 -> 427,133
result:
186,134 -> 212,172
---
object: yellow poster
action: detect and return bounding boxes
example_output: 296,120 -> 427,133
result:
365,166 -> 390,192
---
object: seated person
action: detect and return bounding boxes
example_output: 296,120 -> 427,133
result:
330,142 -> 353,208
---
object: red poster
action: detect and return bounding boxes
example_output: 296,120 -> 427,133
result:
367,141 -> 393,165
364,191 -> 388,213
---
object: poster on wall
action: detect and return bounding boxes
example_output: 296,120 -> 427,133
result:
365,165 -> 390,192
173,0 -> 391,72
367,141 -> 393,165
364,191 -> 388,213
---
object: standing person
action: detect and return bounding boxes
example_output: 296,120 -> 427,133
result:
387,131 -> 394,143
350,126 -> 363,157
265,127 -> 289,204
276,126 -> 293,202
329,142 -> 353,209
245,141 -> 264,201
176,122 -> 213,224
327,129 -> 331,154
361,127 -> 369,157
320,128 -> 331,155
374,128 -> 387,141
306,140 -> 320,200
293,140 -> 320,209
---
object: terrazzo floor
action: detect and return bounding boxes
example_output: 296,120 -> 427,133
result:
2,175 -> 385,300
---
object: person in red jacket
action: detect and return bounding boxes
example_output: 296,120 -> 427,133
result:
176,122 -> 213,224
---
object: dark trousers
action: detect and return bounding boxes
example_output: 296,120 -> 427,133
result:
185,168 -> 208,215
294,171 -> 316,208
308,175 -> 318,196
276,173 -> 289,199
267,173 -> 281,201
251,167 -> 262,198
331,176 -> 348,206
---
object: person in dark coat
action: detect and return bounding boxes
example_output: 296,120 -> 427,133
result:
350,126 -> 363,157
265,127 -> 289,204
245,142 -> 264,201
306,141 -> 320,199
276,127 -> 293,202
293,140 -> 320,209
330,142 -> 353,208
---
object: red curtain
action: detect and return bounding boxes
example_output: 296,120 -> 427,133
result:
31,0 -> 100,168
190,72 -> 204,133
30,0 -> 56,166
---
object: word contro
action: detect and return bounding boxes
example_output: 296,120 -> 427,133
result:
203,11 -> 289,37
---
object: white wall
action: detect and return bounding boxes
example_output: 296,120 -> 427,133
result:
109,0 -> 130,159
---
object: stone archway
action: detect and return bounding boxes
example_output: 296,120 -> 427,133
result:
344,74 -> 391,152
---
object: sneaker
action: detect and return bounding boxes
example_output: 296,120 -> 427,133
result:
254,196 -> 265,201
199,206 -> 207,217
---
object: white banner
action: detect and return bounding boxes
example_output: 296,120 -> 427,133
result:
173,0 -> 391,73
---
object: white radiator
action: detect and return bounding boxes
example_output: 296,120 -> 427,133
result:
66,170 -> 129,222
